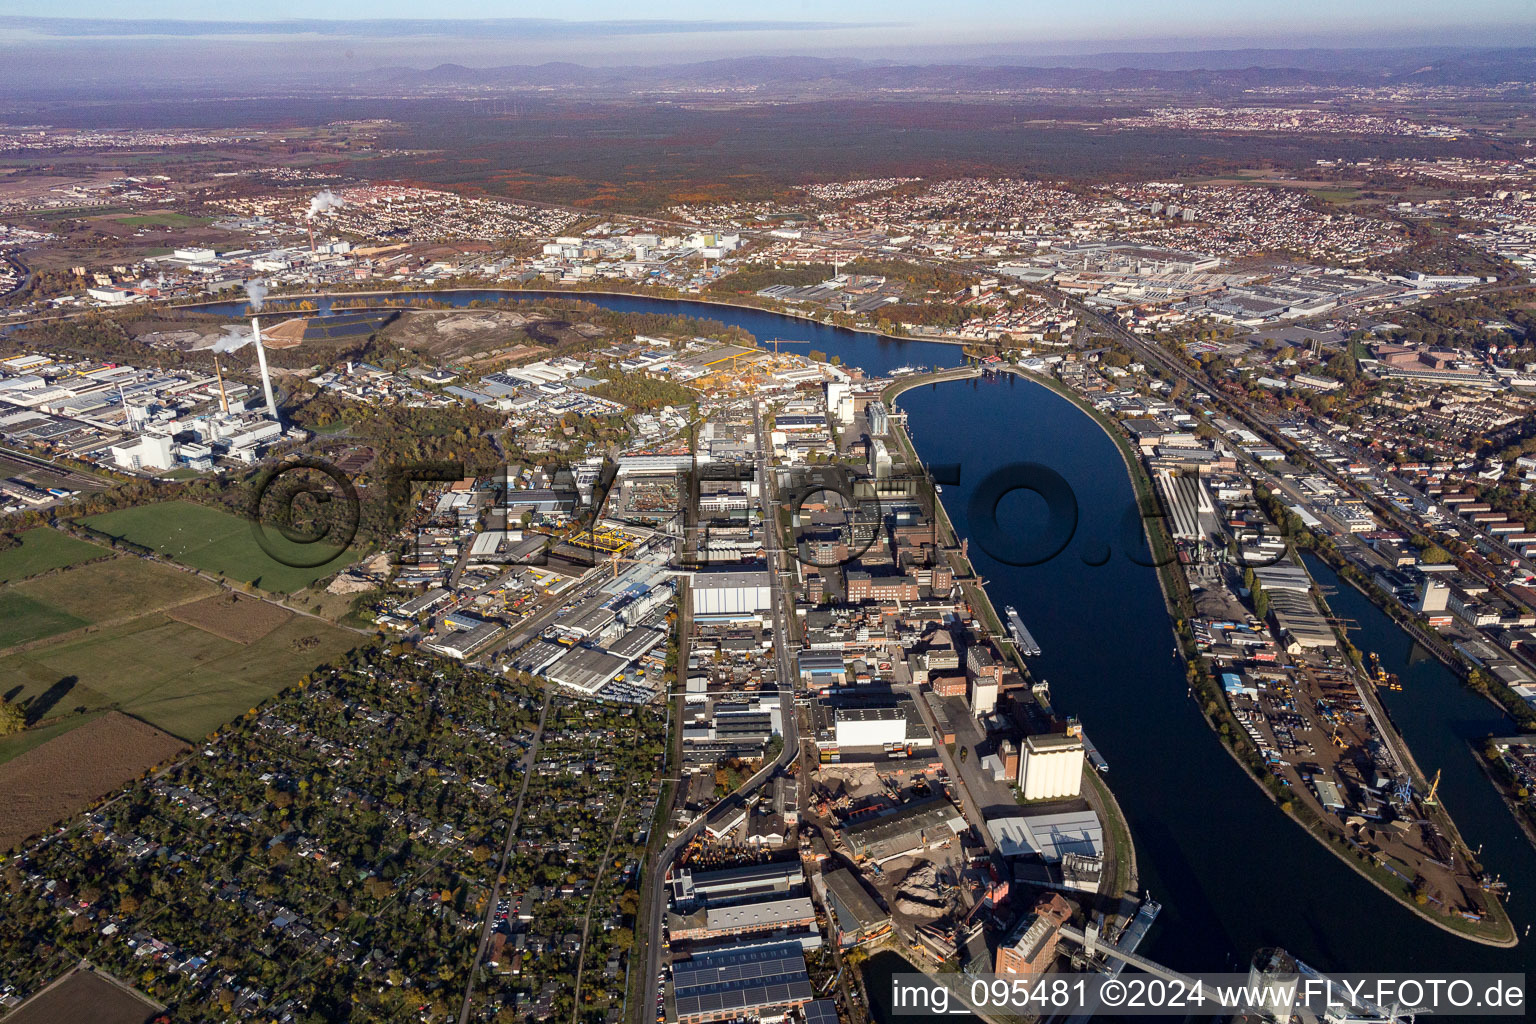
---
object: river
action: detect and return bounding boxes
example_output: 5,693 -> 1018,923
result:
195,291 -> 1532,1002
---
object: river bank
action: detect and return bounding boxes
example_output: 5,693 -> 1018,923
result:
171,283 -> 982,348
888,363 -> 1515,947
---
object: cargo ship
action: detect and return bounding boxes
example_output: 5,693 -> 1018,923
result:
1005,605 -> 1041,656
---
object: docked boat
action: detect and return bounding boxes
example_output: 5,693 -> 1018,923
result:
1005,605 -> 1041,656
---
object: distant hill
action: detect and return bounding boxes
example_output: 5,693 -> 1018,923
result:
358,46 -> 1536,94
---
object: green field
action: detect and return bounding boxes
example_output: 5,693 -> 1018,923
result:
115,212 -> 209,227
0,593 -> 88,648
0,547 -> 359,743
81,500 -> 357,593
0,529 -> 107,584
11,555 -> 217,625
0,612 -> 357,742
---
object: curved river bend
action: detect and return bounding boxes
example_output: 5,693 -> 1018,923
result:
198,291 -> 1533,992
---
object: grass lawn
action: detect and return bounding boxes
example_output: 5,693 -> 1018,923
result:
10,555 -> 217,625
0,593 -> 88,648
0,529 -> 107,584
81,500 -> 358,593
114,212 -> 209,227
0,612 -> 358,741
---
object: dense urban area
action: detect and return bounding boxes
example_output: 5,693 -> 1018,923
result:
2,30 -> 1536,1024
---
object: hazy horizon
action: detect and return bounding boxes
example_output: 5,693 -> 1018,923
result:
2,6 -> 1534,74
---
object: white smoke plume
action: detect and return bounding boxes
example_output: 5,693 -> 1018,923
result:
306,190 -> 344,221
245,278 -> 268,312
210,326 -> 252,354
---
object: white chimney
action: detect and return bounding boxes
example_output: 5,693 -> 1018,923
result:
250,317 -> 279,421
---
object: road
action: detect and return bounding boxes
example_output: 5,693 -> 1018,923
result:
635,399 -> 800,1024
456,684 -> 554,1024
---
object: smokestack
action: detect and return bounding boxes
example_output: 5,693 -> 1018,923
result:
250,317 -> 279,421
213,356 -> 230,414
308,221 -> 316,254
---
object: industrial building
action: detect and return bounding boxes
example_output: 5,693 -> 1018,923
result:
995,893 -> 1074,976
1018,732 -> 1086,800
422,620 -> 505,661
668,896 -> 818,942
670,860 -> 804,909
797,651 -> 848,690
690,568 -> 774,620
990,810 -> 1105,862
813,698 -> 933,759
544,645 -> 630,695
671,942 -> 814,1024
816,868 -> 891,947
838,798 -> 967,863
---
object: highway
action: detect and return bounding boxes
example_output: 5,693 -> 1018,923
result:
635,399 -> 800,1024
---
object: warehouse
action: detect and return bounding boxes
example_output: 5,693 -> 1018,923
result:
834,707 -> 908,748
671,942 -> 814,1024
817,868 -> 891,947
990,810 -> 1104,862
544,645 -> 629,695
1266,589 -> 1339,650
690,568 -> 774,619
839,798 -> 967,863
668,896 -> 818,942
423,621 -> 504,661
670,860 -> 805,908
797,651 -> 847,690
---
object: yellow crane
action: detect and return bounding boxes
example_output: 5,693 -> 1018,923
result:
1425,769 -> 1442,806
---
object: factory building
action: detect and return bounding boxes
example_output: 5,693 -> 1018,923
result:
838,798 -> 967,863
797,651 -> 847,690
826,380 -> 853,426
1018,732 -> 1085,800
834,707 -> 909,748
690,568 -> 774,620
816,868 -> 892,947
868,439 -> 892,480
995,893 -> 1074,976
866,400 -> 891,436
670,860 -> 804,909
110,431 -> 176,471
667,896 -> 818,942
671,942 -> 814,1024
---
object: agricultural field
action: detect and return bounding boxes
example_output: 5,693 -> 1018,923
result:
80,500 -> 358,592
7,552 -> 217,627
166,591 -> 294,644
0,711 -> 188,853
0,528 -> 108,584
1,965 -> 162,1024
111,211 -> 209,228
0,593 -> 88,649
0,610 -> 357,743
0,544 -> 358,755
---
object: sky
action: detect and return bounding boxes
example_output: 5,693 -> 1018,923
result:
3,2 -> 1533,61
0,2 -> 1532,93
